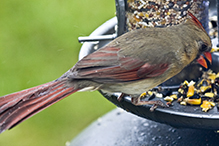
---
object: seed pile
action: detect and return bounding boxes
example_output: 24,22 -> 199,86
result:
143,70 -> 219,112
126,0 -> 208,31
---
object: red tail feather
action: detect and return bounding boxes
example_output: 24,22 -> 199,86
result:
0,79 -> 78,133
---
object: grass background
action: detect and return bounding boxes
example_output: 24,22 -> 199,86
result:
0,0 -> 116,145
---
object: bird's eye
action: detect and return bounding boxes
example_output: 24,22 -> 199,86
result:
200,44 -> 208,52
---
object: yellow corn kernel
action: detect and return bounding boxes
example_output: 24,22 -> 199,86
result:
200,86 -> 211,93
183,80 -> 189,86
187,85 -> 195,97
210,102 -> 216,106
164,96 -> 174,102
200,100 -> 215,112
178,88 -> 184,94
140,92 -> 147,98
147,91 -> 153,96
216,72 -> 219,78
188,80 -> 196,87
204,92 -> 214,98
198,79 -> 209,87
208,74 -> 216,81
185,98 -> 201,105
155,93 -> 163,98
170,94 -> 177,99
207,70 -> 216,81
180,101 -> 187,106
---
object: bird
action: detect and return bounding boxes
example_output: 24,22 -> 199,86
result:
0,12 -> 212,133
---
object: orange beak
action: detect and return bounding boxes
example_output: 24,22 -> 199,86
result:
203,52 -> 212,64
197,52 -> 212,69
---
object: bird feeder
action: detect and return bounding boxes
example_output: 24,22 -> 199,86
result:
78,0 -> 219,130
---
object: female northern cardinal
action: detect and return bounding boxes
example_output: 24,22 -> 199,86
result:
0,12 -> 212,133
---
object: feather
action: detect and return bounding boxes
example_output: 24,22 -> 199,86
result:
188,11 -> 205,32
72,46 -> 169,82
0,79 -> 78,133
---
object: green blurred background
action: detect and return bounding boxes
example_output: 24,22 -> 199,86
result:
0,0 -> 116,145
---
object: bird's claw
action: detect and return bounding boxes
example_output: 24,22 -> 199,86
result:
149,100 -> 169,111
131,96 -> 169,111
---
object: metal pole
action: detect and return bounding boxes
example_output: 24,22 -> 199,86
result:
115,0 -> 126,36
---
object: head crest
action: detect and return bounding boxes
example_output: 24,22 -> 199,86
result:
187,11 -> 205,31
